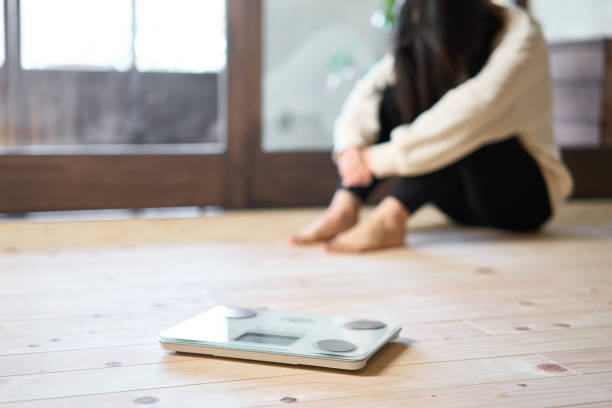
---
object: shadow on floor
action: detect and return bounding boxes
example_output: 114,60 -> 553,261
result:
408,223 -> 605,248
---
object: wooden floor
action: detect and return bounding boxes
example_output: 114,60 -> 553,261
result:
1,201 -> 612,407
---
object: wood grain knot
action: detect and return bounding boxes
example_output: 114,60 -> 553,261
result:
105,361 -> 122,367
281,397 -> 298,403
514,326 -> 531,331
133,396 -> 159,405
475,267 -> 494,274
518,383 -> 527,387
554,323 -> 571,328
537,363 -> 568,373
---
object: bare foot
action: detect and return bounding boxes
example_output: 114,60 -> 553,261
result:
289,190 -> 361,245
325,196 -> 408,253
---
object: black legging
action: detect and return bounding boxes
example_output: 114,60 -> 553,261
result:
345,87 -> 552,232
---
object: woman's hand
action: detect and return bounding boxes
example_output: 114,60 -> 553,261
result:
337,146 -> 373,187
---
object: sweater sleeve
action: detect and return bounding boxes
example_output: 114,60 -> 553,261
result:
367,8 -> 546,177
332,54 -> 395,153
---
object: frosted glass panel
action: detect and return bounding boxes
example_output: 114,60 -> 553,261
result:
263,0 -> 389,152
20,0 -> 133,71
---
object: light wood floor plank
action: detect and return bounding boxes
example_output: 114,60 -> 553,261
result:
542,347 -> 612,375
0,201 -> 611,406
3,325 -> 612,378
251,372 -> 612,408
0,354 -> 570,404
465,310 -> 612,335
3,368 -> 611,408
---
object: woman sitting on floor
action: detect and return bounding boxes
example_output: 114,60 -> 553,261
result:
290,0 -> 573,253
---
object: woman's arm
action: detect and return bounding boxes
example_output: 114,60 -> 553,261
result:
366,8 -> 550,177
332,54 -> 395,154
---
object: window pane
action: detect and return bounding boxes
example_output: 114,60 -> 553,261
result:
262,0 -> 388,152
135,0 -> 226,73
0,0 -> 4,67
20,0 -> 133,71
1,0 -> 225,154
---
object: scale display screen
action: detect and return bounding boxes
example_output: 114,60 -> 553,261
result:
235,332 -> 299,346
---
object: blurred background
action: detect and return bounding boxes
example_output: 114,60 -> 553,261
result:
0,0 -> 610,215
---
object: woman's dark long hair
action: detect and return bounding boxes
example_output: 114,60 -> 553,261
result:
393,0 -> 505,123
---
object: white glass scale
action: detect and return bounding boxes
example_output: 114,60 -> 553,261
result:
159,305 -> 401,370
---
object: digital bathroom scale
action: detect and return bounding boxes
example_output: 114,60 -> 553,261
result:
159,305 -> 401,370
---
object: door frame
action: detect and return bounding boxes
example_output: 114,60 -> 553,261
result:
226,0 -> 338,208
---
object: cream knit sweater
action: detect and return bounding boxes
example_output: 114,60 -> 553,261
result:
333,6 -> 573,211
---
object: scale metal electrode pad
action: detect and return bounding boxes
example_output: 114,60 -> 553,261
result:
159,306 -> 401,370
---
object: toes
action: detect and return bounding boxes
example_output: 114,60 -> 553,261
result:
290,231 -> 332,245
324,233 -> 405,253
289,234 -> 315,245
288,236 -> 302,245
323,242 -> 339,252
324,240 -> 359,254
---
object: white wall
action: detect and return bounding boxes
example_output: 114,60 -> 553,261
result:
530,0 -> 612,41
